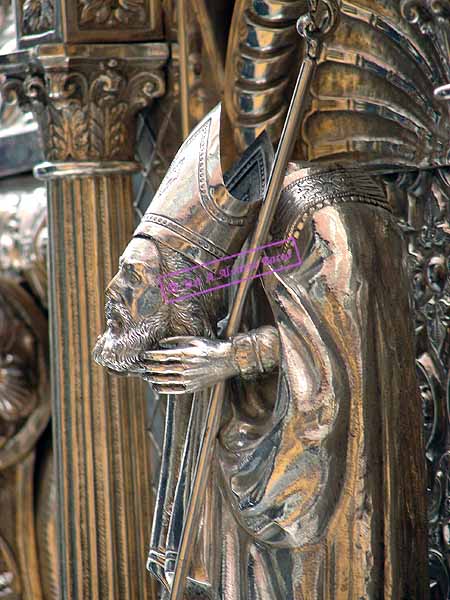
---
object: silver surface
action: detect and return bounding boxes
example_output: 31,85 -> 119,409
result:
95,159 -> 429,598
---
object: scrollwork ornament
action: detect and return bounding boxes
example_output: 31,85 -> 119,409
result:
0,278 -> 49,471
127,71 -> 164,113
396,167 -> 450,597
401,0 -> 431,27
431,0 -> 450,16
401,0 -> 450,80
401,0 -> 450,23
1,75 -> 36,114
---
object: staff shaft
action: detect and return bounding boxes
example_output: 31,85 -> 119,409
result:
169,51 -> 318,600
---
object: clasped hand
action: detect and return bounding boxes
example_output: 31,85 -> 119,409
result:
140,336 -> 238,395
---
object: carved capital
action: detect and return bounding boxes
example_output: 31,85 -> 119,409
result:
0,44 -> 168,162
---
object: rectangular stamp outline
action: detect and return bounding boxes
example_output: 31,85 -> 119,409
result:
158,236 -> 302,304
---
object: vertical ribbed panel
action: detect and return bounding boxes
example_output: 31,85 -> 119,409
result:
47,173 -> 154,600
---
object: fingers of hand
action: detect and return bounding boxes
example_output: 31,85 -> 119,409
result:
145,368 -> 206,394
159,336 -> 205,348
142,348 -> 204,364
143,363 -> 185,374
151,383 -> 189,395
145,373 -> 199,384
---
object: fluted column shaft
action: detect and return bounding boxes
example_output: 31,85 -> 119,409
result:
46,173 -> 150,599
0,43 -> 168,600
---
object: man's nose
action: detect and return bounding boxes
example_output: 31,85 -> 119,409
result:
106,273 -> 125,304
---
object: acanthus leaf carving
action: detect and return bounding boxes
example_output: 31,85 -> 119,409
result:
107,103 -> 127,158
79,0 -> 146,28
48,104 -> 90,161
79,0 -> 111,25
89,102 -> 105,159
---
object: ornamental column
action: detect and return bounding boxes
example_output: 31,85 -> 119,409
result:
0,41 -> 168,600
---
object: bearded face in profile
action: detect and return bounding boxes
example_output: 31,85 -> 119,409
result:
93,236 -> 225,377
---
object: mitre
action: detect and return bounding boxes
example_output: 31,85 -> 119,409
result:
134,103 -> 273,271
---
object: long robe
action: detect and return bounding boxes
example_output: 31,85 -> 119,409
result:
150,165 -> 429,599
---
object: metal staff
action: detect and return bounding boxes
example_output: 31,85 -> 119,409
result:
169,2 -> 339,598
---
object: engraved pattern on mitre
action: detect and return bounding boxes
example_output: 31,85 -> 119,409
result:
134,103 -> 273,270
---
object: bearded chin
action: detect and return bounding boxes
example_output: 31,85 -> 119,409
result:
93,313 -> 168,374
93,298 -> 216,376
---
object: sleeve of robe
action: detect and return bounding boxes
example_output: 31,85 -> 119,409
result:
216,199 -> 428,597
